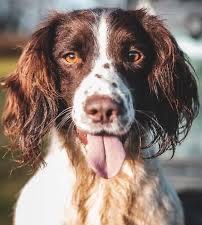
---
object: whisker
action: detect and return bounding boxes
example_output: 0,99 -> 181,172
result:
67,121 -> 76,137
36,107 -> 72,131
24,108 -> 73,149
135,109 -> 172,158
56,113 -> 72,130
134,119 -> 142,159
136,109 -> 164,132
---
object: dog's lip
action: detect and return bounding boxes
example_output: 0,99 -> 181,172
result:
76,129 -> 127,145
76,129 -> 88,145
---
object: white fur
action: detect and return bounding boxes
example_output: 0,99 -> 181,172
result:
14,130 -> 77,225
14,130 -> 184,225
13,11 -> 184,225
97,14 -> 110,64
72,14 -> 135,135
85,182 -> 104,225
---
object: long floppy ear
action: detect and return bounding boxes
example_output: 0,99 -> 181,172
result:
2,13 -> 62,165
135,10 -> 199,155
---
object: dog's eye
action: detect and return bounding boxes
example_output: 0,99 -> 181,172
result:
128,50 -> 143,63
64,51 -> 80,64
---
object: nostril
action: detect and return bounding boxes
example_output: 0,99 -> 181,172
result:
89,108 -> 98,115
106,109 -> 113,119
85,103 -> 102,123
104,105 -> 121,122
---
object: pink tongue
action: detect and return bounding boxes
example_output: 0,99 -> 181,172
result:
86,135 -> 126,178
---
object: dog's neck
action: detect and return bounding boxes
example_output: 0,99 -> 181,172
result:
50,128 -> 163,225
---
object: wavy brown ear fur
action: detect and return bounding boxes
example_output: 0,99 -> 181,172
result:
135,9 -> 199,156
2,14 -> 62,166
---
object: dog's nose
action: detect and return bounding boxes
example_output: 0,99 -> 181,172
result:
84,96 -> 122,123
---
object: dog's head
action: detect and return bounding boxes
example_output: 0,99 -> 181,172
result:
2,9 -> 199,177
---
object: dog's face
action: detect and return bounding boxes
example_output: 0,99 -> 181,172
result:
53,10 -> 156,177
54,9 -> 154,136
2,9 -> 199,175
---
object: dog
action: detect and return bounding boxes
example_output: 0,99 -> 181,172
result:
2,8 -> 199,225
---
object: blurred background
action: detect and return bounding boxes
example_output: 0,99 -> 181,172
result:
0,0 -> 201,224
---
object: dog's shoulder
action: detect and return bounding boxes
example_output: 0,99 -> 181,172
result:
14,131 -> 75,225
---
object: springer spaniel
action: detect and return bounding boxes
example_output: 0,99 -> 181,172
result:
2,8 -> 199,225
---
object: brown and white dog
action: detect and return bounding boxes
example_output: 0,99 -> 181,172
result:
2,8 -> 199,225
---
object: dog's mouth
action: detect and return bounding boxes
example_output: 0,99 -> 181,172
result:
77,129 -> 126,179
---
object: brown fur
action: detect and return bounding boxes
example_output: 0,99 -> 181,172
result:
56,127 -> 180,225
64,131 -> 140,224
1,9 -> 199,224
2,9 -> 199,165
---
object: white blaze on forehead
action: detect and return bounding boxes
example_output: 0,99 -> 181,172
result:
72,11 -> 135,135
97,14 -> 110,62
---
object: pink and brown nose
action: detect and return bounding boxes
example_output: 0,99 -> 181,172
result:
84,95 -> 122,124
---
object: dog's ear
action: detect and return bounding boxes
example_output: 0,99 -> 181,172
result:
135,10 -> 199,155
2,13 -> 62,165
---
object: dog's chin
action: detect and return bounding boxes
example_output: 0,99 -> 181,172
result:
76,126 -> 130,179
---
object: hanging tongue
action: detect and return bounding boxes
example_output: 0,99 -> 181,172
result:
85,134 -> 126,178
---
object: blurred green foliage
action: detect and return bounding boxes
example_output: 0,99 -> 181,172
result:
0,57 -> 18,77
0,56 -> 29,225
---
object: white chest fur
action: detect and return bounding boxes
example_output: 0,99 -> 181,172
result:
14,131 -> 183,225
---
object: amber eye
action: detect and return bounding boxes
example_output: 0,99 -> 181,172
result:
128,50 -> 143,63
64,51 -> 80,64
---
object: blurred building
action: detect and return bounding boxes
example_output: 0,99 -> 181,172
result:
0,0 -> 128,33
0,0 -> 202,37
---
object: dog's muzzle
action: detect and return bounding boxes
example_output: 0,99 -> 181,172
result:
72,72 -> 135,179
76,95 -> 127,179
